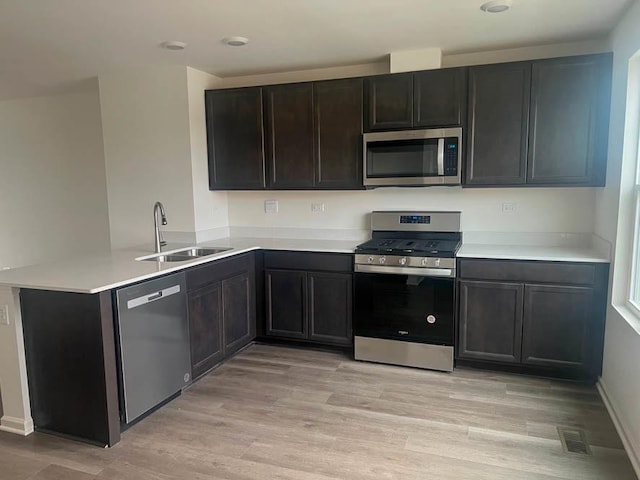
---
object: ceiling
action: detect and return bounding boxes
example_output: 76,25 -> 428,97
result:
0,0 -> 632,101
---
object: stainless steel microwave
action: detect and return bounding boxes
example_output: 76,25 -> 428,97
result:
363,127 -> 462,187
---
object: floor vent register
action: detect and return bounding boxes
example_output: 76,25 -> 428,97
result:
558,427 -> 592,455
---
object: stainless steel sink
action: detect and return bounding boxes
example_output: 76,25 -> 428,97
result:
137,246 -> 232,263
140,254 -> 194,262
176,247 -> 231,257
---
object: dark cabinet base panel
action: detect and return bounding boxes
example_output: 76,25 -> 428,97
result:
455,358 -> 598,383
255,337 -> 353,354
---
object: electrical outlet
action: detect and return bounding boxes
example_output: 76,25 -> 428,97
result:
311,203 -> 325,213
502,203 -> 518,214
264,199 -> 279,214
0,305 -> 9,326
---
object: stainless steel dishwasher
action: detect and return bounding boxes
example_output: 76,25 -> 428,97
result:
115,272 -> 191,424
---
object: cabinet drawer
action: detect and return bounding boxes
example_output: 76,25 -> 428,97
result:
264,251 -> 352,272
458,259 -> 596,285
186,252 -> 255,292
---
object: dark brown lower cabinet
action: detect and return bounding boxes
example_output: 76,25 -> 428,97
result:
458,280 -> 523,363
20,289 -> 120,447
187,253 -> 256,380
188,283 -> 223,380
222,272 -> 254,356
308,272 -> 353,345
522,284 -> 594,369
263,252 -> 353,347
457,258 -> 608,380
265,269 -> 307,339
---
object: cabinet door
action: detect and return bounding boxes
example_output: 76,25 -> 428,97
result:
205,88 -> 266,189
465,63 -> 530,186
222,272 -> 255,356
522,284 -> 594,370
314,78 -> 363,189
414,68 -> 466,128
265,269 -> 307,339
527,55 -> 611,186
458,280 -> 524,363
264,83 -> 315,189
188,283 -> 223,380
365,73 -> 413,131
307,272 -> 352,346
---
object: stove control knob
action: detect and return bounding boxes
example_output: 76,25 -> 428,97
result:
399,257 -> 407,266
434,258 -> 441,267
426,315 -> 436,324
421,258 -> 429,266
379,256 -> 387,264
367,256 -> 375,264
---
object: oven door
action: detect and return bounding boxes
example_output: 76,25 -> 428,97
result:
354,272 -> 454,345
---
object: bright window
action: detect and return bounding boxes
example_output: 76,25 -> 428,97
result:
629,111 -> 640,313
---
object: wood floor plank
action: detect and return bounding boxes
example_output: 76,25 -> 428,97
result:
26,464 -> 96,480
0,344 -> 635,480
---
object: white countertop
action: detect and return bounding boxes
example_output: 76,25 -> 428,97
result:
0,234 -> 610,294
457,243 -> 610,263
0,237 -> 359,294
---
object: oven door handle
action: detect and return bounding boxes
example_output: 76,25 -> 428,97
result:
355,264 -> 455,278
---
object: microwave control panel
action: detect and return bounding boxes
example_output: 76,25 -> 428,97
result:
444,138 -> 459,176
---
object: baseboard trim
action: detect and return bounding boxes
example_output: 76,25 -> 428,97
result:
597,379 -> 640,478
0,415 -> 34,436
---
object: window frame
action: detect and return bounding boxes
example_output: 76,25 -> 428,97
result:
627,114 -> 640,316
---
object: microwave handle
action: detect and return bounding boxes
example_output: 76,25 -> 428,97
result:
437,138 -> 445,176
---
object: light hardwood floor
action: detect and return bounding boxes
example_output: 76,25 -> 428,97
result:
0,344 -> 636,480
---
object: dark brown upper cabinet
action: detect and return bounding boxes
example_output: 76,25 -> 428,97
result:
365,69 -> 467,132
206,87 -> 266,190
365,73 -> 414,131
464,53 -> 612,188
527,54 -> 611,186
414,68 -> 467,128
264,83 -> 315,189
314,78 -> 364,189
466,62 -> 531,186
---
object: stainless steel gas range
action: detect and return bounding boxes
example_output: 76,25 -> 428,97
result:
353,211 -> 461,372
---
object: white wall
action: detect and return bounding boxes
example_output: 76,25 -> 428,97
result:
228,188 -> 596,236
99,66 -> 197,249
219,38 -> 609,89
0,84 -> 110,434
594,0 -> 640,473
442,38 -> 610,67
186,67 -> 229,240
0,85 -> 110,268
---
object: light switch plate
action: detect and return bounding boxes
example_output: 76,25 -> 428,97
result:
502,203 -> 518,214
0,305 -> 9,326
264,200 -> 279,214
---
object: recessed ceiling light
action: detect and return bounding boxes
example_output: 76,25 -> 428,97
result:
222,36 -> 250,47
160,40 -> 187,51
480,0 -> 512,13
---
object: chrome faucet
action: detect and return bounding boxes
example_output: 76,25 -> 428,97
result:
153,201 -> 167,253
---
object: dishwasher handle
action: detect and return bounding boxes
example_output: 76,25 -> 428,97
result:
127,284 -> 181,310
